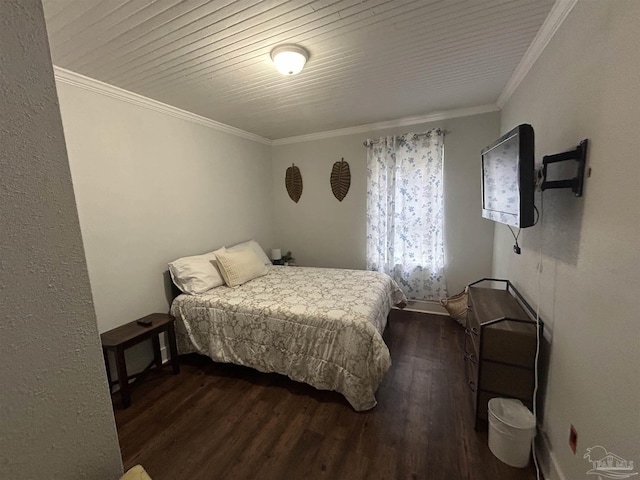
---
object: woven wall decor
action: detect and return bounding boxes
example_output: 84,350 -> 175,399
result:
330,157 -> 351,202
285,163 -> 303,203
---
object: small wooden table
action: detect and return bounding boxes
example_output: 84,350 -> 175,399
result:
101,313 -> 180,408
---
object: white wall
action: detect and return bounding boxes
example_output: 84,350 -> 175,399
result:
271,112 -> 500,296
0,1 -> 122,478
56,82 -> 275,334
494,2 -> 639,479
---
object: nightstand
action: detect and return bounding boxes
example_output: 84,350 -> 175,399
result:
101,313 -> 180,408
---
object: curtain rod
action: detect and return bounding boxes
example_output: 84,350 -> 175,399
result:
362,128 -> 447,147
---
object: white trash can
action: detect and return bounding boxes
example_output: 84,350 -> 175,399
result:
488,398 -> 537,468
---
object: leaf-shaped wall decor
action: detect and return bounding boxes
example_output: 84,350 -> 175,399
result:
285,163 -> 303,203
330,157 -> 351,202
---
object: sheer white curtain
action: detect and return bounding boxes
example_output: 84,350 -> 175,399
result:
365,130 -> 447,300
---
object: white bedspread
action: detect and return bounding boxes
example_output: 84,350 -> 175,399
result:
170,265 -> 406,411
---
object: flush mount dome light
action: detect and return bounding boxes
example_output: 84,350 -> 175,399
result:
270,44 -> 308,75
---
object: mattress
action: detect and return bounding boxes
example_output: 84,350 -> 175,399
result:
170,265 -> 407,411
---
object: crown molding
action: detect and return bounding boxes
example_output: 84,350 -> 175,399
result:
497,0 -> 578,108
53,66 -> 272,146
271,104 -> 500,146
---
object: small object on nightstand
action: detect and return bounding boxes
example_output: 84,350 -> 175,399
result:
137,318 -> 153,327
281,250 -> 294,265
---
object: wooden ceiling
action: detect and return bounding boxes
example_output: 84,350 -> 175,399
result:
43,0 -> 555,140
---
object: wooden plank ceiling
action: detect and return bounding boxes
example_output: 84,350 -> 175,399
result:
43,0 -> 555,140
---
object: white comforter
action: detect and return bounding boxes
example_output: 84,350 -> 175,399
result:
170,265 -> 406,411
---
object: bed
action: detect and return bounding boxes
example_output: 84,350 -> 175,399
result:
170,264 -> 406,411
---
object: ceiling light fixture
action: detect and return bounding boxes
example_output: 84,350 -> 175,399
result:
270,44 -> 308,75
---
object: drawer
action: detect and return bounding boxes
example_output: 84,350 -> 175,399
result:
479,361 -> 534,400
464,349 -> 478,393
464,351 -> 479,421
466,304 -> 480,331
464,325 -> 479,359
482,324 -> 537,368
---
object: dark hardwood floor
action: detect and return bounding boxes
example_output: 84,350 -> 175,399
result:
114,310 -> 537,480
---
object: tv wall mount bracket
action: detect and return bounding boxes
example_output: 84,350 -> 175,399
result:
540,139 -> 588,197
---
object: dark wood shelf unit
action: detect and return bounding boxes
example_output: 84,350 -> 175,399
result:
464,279 -> 542,430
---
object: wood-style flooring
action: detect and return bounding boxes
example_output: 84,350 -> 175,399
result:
114,310 -> 537,480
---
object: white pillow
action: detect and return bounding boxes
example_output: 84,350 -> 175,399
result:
168,250 -> 224,295
228,239 -> 271,265
215,247 -> 268,287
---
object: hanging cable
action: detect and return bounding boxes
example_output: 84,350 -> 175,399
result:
508,224 -> 522,254
532,191 -> 544,480
507,201 -> 540,255
533,205 -> 540,226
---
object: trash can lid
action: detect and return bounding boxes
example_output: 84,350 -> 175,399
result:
488,398 -> 536,430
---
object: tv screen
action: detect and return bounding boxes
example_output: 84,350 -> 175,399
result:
481,124 -> 535,228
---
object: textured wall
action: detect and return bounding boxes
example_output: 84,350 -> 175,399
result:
494,2 -> 639,479
271,112 -> 500,296
0,1 -> 123,478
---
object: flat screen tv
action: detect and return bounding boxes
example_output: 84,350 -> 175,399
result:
481,124 -> 535,228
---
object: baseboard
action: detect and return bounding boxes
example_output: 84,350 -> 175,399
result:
160,345 -> 168,363
398,299 -> 449,316
535,430 -> 567,480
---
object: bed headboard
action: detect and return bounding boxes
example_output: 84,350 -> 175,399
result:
163,270 -> 182,305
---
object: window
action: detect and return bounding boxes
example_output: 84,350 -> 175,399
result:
365,130 -> 447,300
